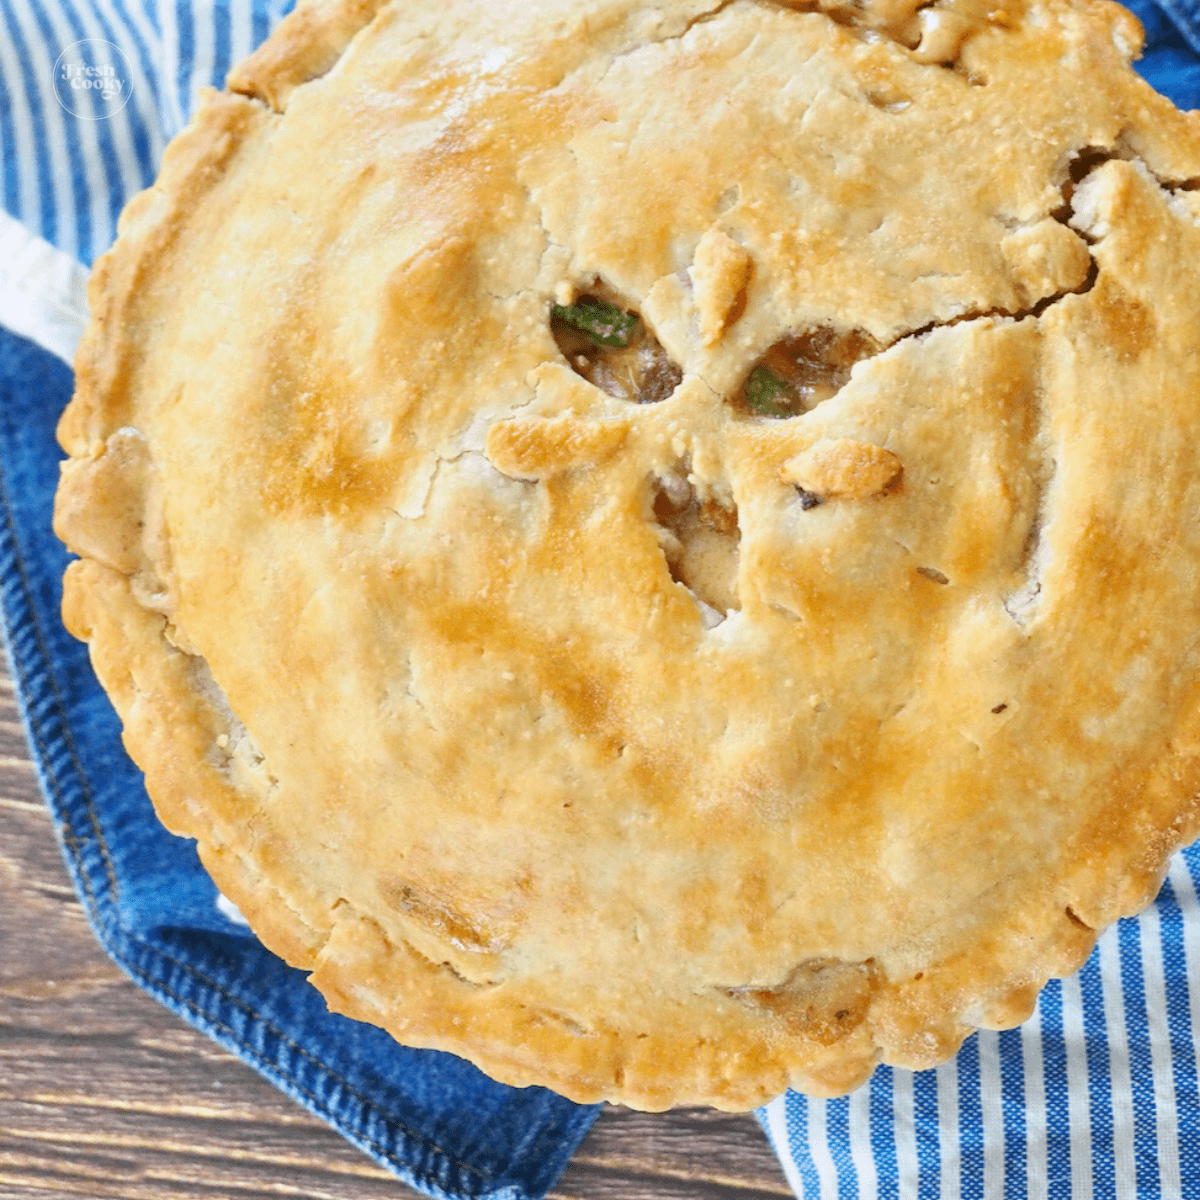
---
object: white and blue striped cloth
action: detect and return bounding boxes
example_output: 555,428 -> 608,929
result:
4,0 -> 1200,1195
0,0 -> 290,267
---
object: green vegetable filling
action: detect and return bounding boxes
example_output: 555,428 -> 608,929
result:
743,365 -> 800,418
551,297 -> 640,348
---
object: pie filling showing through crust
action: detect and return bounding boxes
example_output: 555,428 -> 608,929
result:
54,0 -> 1200,1110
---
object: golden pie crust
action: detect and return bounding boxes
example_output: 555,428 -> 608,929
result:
54,0 -> 1200,1110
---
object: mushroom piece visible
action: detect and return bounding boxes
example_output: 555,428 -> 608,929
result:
551,295 -> 682,404
652,475 -> 741,620
736,328 -> 880,418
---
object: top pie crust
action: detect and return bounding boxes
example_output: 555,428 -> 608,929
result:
54,0 -> 1200,1110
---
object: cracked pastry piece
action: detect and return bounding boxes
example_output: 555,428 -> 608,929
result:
54,0 -> 1200,1110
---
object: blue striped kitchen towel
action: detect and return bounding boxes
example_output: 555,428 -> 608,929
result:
3,0 -> 1200,1197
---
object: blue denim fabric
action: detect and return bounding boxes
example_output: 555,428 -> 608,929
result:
0,325 -> 600,1199
1128,0 -> 1200,105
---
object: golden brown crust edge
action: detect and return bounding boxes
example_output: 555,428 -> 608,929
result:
227,0 -> 389,111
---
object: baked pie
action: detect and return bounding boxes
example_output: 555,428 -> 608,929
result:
54,0 -> 1200,1110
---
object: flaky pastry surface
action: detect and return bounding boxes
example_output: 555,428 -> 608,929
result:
55,0 -> 1200,1110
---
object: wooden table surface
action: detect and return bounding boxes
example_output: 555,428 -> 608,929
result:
0,656 -> 792,1200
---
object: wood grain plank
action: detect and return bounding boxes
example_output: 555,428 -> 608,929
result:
567,1107 -> 789,1191
0,652 -> 790,1199
0,1134 -> 401,1199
